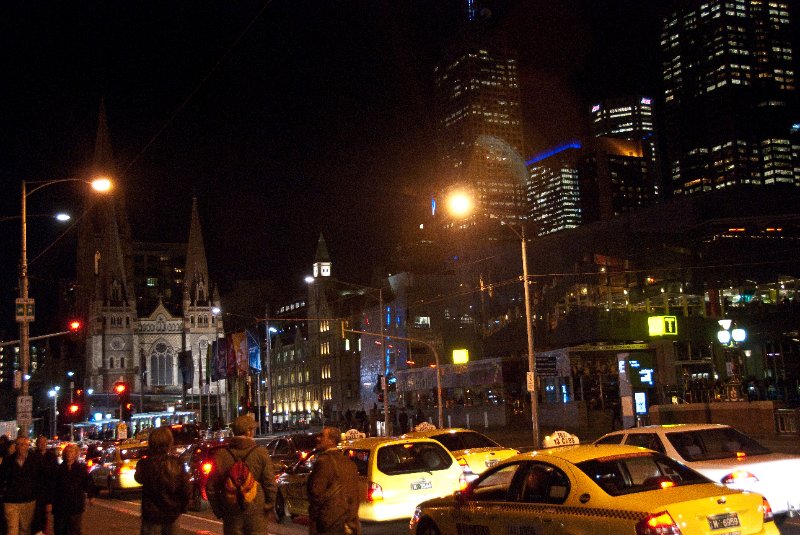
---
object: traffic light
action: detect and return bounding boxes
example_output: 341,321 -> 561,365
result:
68,319 -> 82,339
113,381 -> 129,397
121,401 -> 134,420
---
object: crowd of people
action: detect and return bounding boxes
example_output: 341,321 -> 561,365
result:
0,418 -> 363,535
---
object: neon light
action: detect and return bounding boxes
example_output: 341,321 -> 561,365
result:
431,198 -> 437,216
591,104 -> 600,112
640,97 -> 652,105
526,141 -> 582,165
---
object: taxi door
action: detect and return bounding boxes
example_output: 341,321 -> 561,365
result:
502,462 -> 573,535
451,462 -> 548,535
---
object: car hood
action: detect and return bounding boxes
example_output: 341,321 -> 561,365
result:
687,452 -> 800,479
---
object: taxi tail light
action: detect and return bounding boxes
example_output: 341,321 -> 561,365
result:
201,461 -> 214,476
457,457 -> 469,470
367,482 -> 383,502
635,511 -> 682,535
720,470 -> 758,485
761,497 -> 774,523
118,465 -> 134,474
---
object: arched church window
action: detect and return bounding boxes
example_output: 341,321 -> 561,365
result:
150,341 -> 175,386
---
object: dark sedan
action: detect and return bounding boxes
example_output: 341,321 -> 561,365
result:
180,437 -> 233,511
263,433 -> 317,473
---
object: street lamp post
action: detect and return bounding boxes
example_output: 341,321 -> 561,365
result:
48,386 -> 61,438
445,191 -> 540,447
17,177 -> 111,437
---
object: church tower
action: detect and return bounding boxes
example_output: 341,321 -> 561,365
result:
181,197 -> 223,405
76,101 -> 138,394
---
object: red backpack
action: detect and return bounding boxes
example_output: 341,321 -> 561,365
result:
222,447 -> 259,510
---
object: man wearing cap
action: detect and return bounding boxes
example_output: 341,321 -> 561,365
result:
207,415 -> 276,535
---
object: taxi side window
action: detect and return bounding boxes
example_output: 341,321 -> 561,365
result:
470,463 -> 520,502
516,462 -> 570,504
625,433 -> 666,454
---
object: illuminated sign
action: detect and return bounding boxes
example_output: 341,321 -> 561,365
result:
591,104 -> 601,113
648,315 -> 677,336
627,355 -> 655,388
452,349 -> 469,364
640,97 -> 652,105
634,392 -> 648,414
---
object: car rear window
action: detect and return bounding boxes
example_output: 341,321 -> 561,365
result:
666,428 -> 771,461
119,447 -> 146,460
170,424 -> 201,445
374,442 -> 453,475
432,431 -> 499,451
576,452 -> 708,496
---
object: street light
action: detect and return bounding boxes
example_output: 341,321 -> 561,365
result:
17,177 -> 112,436
48,385 -> 60,438
446,192 -> 540,447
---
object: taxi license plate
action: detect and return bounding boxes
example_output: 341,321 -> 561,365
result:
708,512 -> 740,530
411,480 -> 433,491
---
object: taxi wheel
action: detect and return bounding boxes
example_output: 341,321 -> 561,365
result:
274,491 -> 286,523
416,519 -> 441,535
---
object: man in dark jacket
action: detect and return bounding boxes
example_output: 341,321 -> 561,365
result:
307,427 -> 360,535
134,427 -> 190,535
0,435 -> 42,535
52,444 -> 93,535
30,436 -> 58,535
207,415 -> 276,535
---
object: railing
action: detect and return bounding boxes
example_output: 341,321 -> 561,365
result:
774,408 -> 800,435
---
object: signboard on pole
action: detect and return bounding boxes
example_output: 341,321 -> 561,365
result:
15,298 -> 35,322
16,395 -> 32,434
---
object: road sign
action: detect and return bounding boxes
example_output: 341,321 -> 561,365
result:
16,395 -> 32,434
526,371 -> 535,392
15,298 -> 35,322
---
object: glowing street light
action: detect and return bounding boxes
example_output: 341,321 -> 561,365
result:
17,176 -> 112,436
446,191 -> 540,447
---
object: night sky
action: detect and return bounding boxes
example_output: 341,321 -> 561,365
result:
1,0 -> 668,332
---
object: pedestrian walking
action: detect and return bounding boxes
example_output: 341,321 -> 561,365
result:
31,436 -> 58,535
52,444 -> 93,535
307,427 -> 360,535
134,427 -> 190,535
207,415 -> 276,535
0,435 -> 42,535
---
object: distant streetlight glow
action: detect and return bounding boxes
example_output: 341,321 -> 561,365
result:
445,191 -> 473,218
91,176 -> 112,192
55,213 -> 71,221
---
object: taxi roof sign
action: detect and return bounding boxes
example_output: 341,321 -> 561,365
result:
542,430 -> 580,448
341,428 -> 366,441
414,422 -> 437,432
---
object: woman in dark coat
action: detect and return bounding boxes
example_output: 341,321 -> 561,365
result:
134,426 -> 190,535
53,443 -> 94,535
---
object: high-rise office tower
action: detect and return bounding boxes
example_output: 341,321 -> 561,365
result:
661,0 -> 797,194
434,4 -> 527,228
591,96 -> 661,198
526,142 -> 583,236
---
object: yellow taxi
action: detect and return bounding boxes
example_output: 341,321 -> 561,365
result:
342,436 -> 468,522
410,443 -> 779,535
88,439 -> 148,496
402,427 -> 519,477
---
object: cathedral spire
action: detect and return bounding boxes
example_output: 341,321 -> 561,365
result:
92,98 -> 116,178
312,233 -> 332,278
184,197 -> 210,305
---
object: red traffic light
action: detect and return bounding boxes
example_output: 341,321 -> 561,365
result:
68,403 -> 80,414
69,320 -> 82,332
113,382 -> 128,395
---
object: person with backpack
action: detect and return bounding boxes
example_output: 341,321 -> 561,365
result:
134,426 -> 191,535
207,415 -> 276,535
307,427 -> 360,535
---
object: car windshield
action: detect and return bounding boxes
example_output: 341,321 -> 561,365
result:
119,447 -> 146,460
292,435 -> 317,451
666,428 -> 771,461
374,442 -> 453,475
432,431 -> 499,451
170,424 -> 201,445
576,451 -> 708,496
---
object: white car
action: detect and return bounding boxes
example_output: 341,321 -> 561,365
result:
595,423 -> 800,518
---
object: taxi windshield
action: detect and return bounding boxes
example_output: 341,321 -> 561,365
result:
576,452 -> 708,496
431,431 -> 499,451
665,428 -> 771,461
